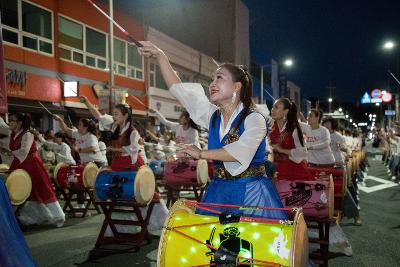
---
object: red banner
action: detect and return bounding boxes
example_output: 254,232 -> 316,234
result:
0,15 -> 8,114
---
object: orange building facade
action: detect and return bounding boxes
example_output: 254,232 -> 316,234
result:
1,0 -> 148,129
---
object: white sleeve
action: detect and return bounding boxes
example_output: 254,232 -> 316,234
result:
154,110 -> 179,131
122,130 -> 140,164
289,128 -> 308,164
86,134 -> 98,148
223,113 -> 267,176
0,117 -> 10,135
309,127 -> 331,150
12,132 -> 34,163
170,83 -> 218,130
98,114 -> 114,131
71,129 -> 79,139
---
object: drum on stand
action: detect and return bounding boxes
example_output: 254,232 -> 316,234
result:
5,169 -> 32,206
308,165 -> 346,198
158,199 -> 308,267
54,162 -> 98,189
275,176 -> 334,220
95,165 -> 155,204
164,159 -> 209,187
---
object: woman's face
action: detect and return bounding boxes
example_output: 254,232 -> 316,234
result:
77,120 -> 88,135
307,111 -> 319,125
113,108 -> 128,126
179,113 -> 189,125
55,136 -> 62,145
323,121 -> 332,131
8,116 -> 21,131
208,67 -> 238,105
270,101 -> 288,121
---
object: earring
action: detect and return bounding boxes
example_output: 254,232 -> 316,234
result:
231,92 -> 237,104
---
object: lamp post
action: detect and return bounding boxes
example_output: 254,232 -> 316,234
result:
260,58 -> 294,104
382,40 -> 399,120
328,97 -> 333,113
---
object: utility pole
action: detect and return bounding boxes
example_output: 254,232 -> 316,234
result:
326,82 -> 336,113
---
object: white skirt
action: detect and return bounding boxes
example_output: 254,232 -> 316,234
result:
18,200 -> 65,227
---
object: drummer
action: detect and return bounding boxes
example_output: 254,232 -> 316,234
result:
138,41 -> 287,219
0,114 -> 65,227
305,109 -> 335,166
268,98 -> 309,180
149,108 -> 200,148
35,131 -> 76,166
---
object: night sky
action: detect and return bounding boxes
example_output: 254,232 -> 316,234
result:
243,0 -> 400,102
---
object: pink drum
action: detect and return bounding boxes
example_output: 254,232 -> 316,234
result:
275,177 -> 334,220
307,165 -> 346,197
164,159 -> 209,187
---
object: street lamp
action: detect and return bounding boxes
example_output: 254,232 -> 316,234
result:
338,107 -> 343,112
328,97 -> 333,113
383,41 -> 396,50
260,58 -> 294,104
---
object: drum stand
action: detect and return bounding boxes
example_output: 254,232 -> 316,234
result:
94,197 -> 159,249
307,218 -> 335,267
165,184 -> 205,207
62,187 -> 101,217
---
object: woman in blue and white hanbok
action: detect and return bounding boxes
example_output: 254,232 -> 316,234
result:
138,41 -> 286,219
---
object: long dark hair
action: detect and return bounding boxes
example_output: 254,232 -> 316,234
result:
211,63 -> 254,128
111,103 -> 133,141
322,117 -> 338,131
181,111 -> 200,131
276,98 -> 304,147
9,113 -> 32,131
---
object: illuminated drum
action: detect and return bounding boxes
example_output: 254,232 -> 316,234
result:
95,165 -> 155,204
275,177 -> 334,220
164,159 -> 209,187
54,162 -> 98,189
158,199 -> 308,267
308,165 -> 346,197
149,159 -> 166,179
5,169 -> 32,206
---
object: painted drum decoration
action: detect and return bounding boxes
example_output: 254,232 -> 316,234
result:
275,176 -> 334,220
95,165 -> 155,204
54,163 -> 98,189
158,199 -> 308,267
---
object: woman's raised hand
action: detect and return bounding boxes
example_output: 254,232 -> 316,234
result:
137,41 -> 164,59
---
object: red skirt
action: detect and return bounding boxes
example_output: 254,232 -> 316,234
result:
111,154 -> 144,171
275,159 -> 310,180
9,152 -> 57,204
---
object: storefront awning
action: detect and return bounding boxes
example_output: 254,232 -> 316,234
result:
7,98 -> 67,114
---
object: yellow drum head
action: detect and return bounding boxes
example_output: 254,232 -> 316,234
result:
196,159 -> 209,186
83,162 -> 99,188
0,163 -> 9,172
6,169 -> 32,206
134,165 -> 155,204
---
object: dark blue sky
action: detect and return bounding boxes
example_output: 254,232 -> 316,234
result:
243,0 -> 400,101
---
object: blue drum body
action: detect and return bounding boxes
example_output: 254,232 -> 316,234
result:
149,160 -> 165,178
95,170 -> 136,201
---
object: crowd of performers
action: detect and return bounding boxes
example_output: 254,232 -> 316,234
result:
0,40 -> 369,265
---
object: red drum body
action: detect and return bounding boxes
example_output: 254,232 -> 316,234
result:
55,163 -> 98,189
307,165 -> 346,197
275,177 -> 334,220
164,159 -> 209,187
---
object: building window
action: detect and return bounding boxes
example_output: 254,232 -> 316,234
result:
58,15 -> 107,70
149,63 -> 167,89
113,37 -> 144,80
0,0 -> 53,55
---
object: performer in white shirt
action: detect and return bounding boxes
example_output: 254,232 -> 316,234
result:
149,108 -> 200,148
305,109 -> 335,165
36,131 -> 76,166
137,41 -> 287,219
322,118 -> 347,165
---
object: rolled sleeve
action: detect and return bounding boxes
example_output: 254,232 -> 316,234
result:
289,128 -> 308,163
121,130 -> 140,164
12,132 -> 34,163
99,114 -> 114,131
222,113 -> 267,176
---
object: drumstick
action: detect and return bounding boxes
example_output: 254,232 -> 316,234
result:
38,101 -> 53,116
86,0 -> 143,47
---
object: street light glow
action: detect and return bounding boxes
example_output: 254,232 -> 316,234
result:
283,59 -> 293,67
338,108 -> 343,112
383,41 -> 395,50
328,98 -> 333,102
375,102 -> 380,106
